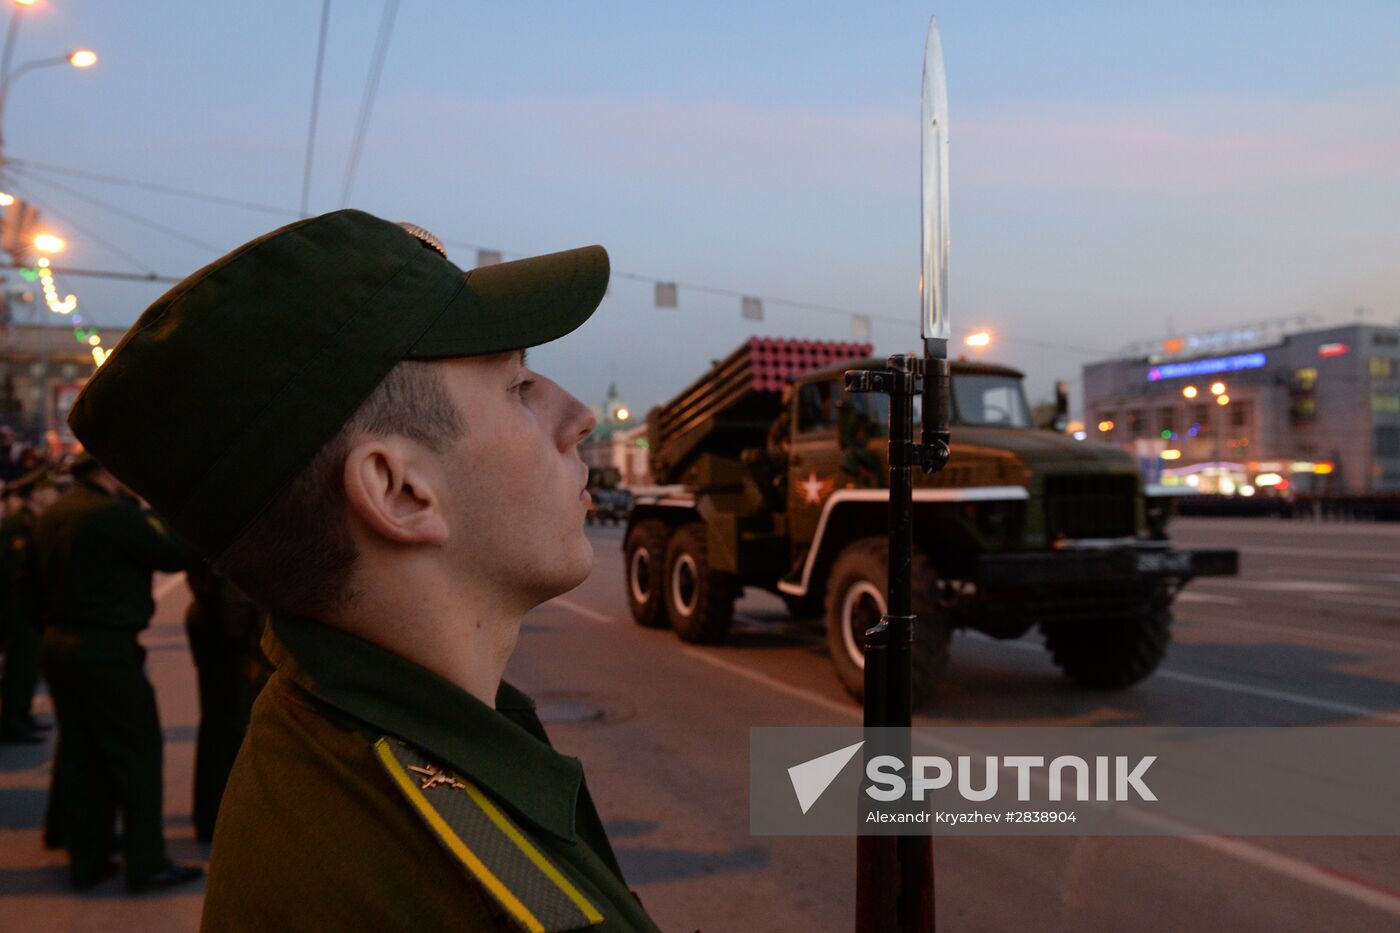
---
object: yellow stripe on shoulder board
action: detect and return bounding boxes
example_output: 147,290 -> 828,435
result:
457,777 -> 606,925
374,738 -> 545,933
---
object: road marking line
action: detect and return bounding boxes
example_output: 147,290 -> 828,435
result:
1187,835 -> 1400,918
154,573 -> 188,600
681,647 -> 864,721
1312,592 -> 1400,612
1236,580 -> 1362,594
1231,546 -> 1400,563
1156,670 -> 1400,725
547,596 -> 619,625
548,597 -> 1400,918
1176,592 -> 1243,606
1175,613 -> 1400,653
981,636 -> 1400,724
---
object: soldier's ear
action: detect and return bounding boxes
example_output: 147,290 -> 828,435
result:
341,438 -> 449,548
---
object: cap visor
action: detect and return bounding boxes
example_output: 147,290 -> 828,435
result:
407,245 -> 609,359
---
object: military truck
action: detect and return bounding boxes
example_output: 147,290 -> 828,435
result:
622,337 -> 1237,703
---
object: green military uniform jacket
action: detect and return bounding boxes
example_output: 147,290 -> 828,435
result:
0,506 -> 41,733
0,507 -> 38,631
201,614 -> 664,933
34,481 -> 188,632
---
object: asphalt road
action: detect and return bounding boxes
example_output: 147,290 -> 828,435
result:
527,516 -> 1400,932
1,516 -> 1397,931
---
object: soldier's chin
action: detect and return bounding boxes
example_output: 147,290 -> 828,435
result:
554,536 -> 593,595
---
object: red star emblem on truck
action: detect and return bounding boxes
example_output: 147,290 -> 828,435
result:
799,469 -> 834,506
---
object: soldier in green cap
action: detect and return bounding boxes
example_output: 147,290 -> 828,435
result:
69,210 -> 669,930
0,466 -> 60,742
33,452 -> 202,891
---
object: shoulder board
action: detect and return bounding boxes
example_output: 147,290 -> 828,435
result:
373,737 -> 605,933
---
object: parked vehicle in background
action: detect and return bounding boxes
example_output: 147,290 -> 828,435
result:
586,466 -> 632,526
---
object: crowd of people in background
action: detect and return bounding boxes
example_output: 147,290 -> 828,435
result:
0,428 -> 271,893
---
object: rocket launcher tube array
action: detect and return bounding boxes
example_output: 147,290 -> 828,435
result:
647,337 -> 874,484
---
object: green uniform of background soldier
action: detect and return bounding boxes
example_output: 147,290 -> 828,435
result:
837,399 -> 885,489
33,453 -> 200,891
69,210 -> 671,931
0,467 -> 60,742
183,559 -> 271,842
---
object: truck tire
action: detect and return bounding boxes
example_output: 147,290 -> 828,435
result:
624,520 -> 670,628
824,537 -> 950,707
1041,588 -> 1171,689
663,523 -> 738,643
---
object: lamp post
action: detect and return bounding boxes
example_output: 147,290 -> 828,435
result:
0,1 -> 39,106
0,47 -> 96,153
0,3 -> 97,440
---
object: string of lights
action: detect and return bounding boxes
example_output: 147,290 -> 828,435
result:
10,257 -> 117,368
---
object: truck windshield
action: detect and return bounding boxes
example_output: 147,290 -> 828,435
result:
828,371 -> 1031,435
951,373 -> 1032,428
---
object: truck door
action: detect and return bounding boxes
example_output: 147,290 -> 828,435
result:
789,380 -> 844,546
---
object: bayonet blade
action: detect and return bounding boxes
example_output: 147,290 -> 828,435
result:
921,17 -> 950,342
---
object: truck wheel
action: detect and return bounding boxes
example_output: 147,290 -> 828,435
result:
1041,588 -> 1171,689
664,523 -> 737,643
624,521 -> 670,629
824,537 -> 950,707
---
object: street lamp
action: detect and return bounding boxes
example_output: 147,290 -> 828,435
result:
32,230 -> 63,253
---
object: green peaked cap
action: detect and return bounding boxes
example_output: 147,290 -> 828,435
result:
68,209 -> 608,560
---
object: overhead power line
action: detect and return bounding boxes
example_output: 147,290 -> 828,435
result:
0,263 -> 179,284
11,165 -> 227,254
301,0 -> 332,217
6,175 -> 159,274
5,162 -> 1115,357
444,239 -> 1113,357
340,0 -> 399,207
7,157 -> 298,218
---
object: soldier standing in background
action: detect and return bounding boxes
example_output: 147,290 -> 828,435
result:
183,561 -> 271,843
0,468 -> 60,742
838,400 -> 885,489
745,382 -> 795,513
34,453 -> 203,891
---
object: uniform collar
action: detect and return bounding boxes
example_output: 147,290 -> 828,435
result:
263,613 -> 582,842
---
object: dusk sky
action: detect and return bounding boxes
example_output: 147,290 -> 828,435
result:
7,1 -> 1399,417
